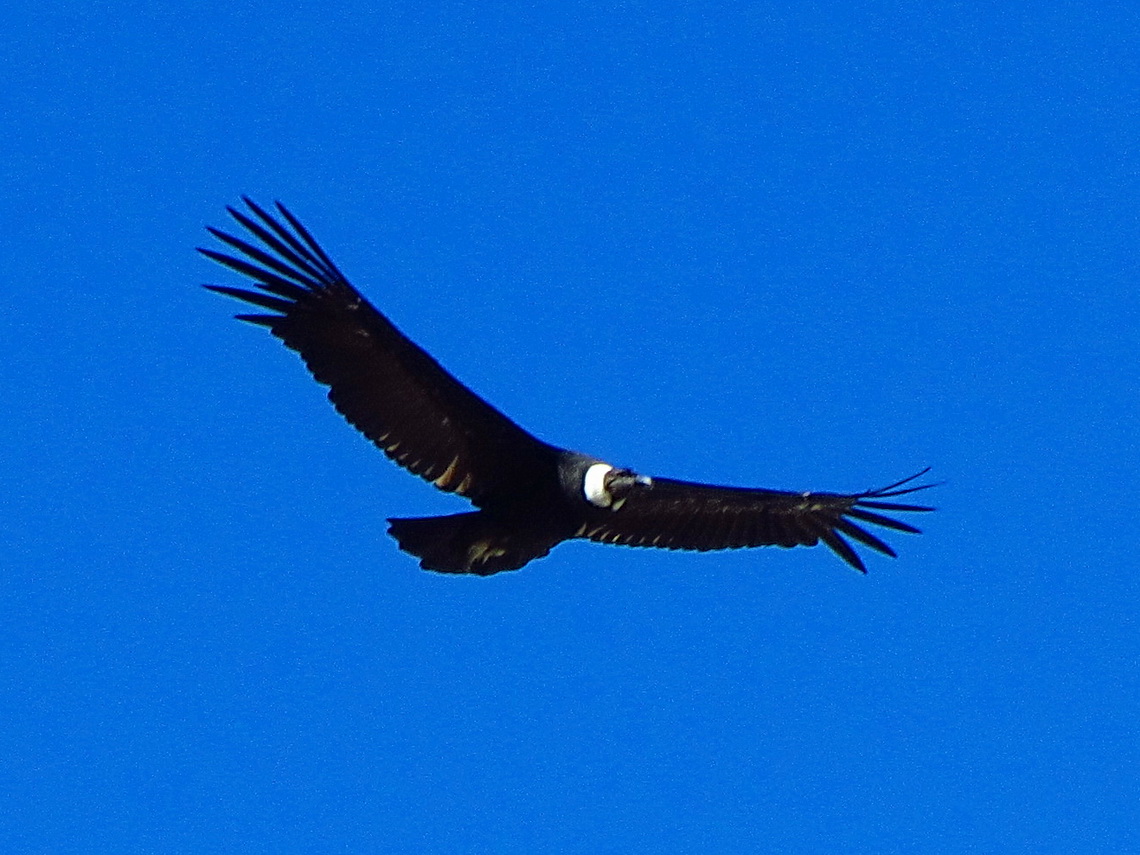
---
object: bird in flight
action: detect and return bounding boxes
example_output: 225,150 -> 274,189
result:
202,199 -> 935,576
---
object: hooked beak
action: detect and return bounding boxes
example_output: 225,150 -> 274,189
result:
606,469 -> 652,498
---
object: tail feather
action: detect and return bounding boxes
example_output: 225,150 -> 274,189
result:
387,512 -> 560,575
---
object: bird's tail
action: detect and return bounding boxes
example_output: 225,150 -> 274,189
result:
387,512 -> 560,576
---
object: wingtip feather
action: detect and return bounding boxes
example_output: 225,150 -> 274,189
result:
818,528 -> 868,573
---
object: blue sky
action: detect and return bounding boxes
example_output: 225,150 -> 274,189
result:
4,2 -> 1139,851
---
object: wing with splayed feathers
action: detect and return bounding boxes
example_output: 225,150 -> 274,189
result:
581,469 -> 936,572
201,198 -> 555,506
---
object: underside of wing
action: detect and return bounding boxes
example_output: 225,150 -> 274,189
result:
580,469 -> 936,572
201,198 -> 555,505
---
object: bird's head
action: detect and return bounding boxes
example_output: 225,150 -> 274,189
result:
581,462 -> 652,510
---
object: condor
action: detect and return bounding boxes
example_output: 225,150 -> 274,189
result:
202,199 -> 935,576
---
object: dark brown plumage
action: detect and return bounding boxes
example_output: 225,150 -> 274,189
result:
203,198 -> 935,575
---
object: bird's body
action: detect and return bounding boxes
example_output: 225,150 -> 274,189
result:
203,199 -> 934,575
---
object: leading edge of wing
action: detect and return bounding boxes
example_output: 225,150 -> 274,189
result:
200,198 -> 555,504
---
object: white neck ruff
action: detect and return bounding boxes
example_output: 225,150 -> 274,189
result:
583,463 -> 614,508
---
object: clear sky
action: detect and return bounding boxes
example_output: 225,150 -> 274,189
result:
4,2 -> 1139,852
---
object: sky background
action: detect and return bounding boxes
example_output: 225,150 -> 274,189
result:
4,2 -> 1139,852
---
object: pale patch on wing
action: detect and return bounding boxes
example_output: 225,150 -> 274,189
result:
433,456 -> 463,490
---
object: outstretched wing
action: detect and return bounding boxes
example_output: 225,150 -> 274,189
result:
581,470 -> 935,572
201,198 -> 556,506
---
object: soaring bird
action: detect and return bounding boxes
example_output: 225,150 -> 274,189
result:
202,199 -> 935,576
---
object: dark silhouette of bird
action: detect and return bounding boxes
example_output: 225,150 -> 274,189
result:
202,199 -> 935,575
